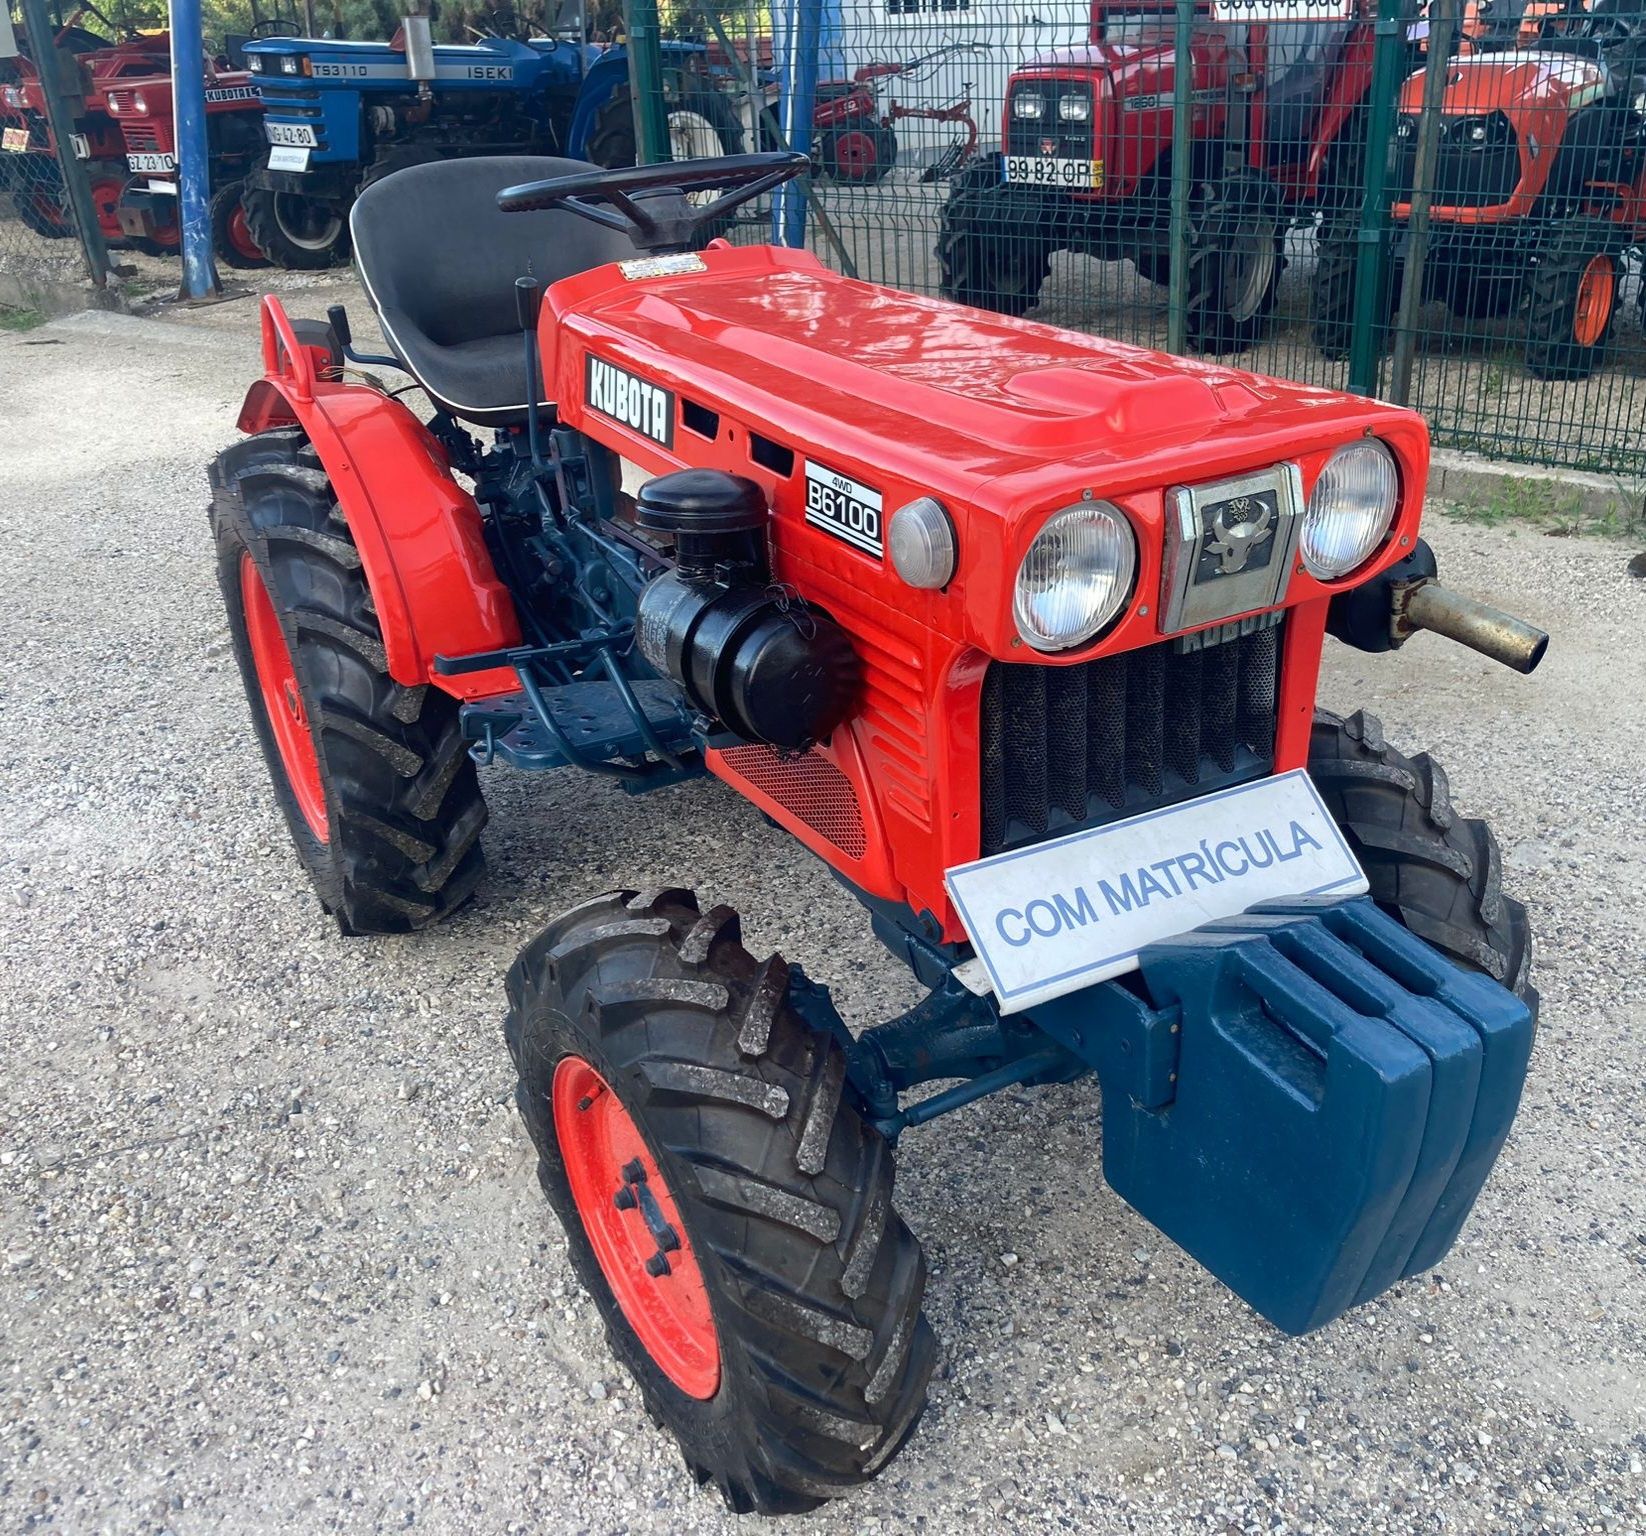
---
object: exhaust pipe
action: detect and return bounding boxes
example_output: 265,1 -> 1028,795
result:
1394,580 -> 1549,675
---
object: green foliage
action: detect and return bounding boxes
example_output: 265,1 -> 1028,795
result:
0,305 -> 46,331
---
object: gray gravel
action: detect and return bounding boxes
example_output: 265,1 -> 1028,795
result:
2,294 -> 1644,1536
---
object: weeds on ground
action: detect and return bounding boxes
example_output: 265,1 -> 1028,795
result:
1448,476 -> 1646,541
0,306 -> 44,333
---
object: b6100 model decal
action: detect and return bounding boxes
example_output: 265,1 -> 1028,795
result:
804,460 -> 883,558
585,356 -> 674,447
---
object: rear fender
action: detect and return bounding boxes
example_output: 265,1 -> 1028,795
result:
566,52 -> 630,156
237,297 -> 521,700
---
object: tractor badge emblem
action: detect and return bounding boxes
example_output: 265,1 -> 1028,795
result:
1205,494 -> 1273,575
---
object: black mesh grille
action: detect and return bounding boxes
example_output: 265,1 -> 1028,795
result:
979,619 -> 1283,857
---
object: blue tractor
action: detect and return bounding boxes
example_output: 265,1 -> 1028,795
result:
240,17 -> 744,268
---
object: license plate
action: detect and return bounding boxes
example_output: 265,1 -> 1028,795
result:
1004,155 -> 1102,190
127,151 -> 175,173
2,127 -> 28,154
266,144 -> 311,173
264,121 -> 317,147
945,769 -> 1367,1013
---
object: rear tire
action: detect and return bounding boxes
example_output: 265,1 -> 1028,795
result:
1308,709 -> 1535,1008
209,426 -> 486,933
241,182 -> 350,270
506,889 -> 935,1515
1525,217 -> 1623,381
210,178 -> 269,269
937,155 -> 1051,317
1185,170 -> 1285,355
820,123 -> 897,184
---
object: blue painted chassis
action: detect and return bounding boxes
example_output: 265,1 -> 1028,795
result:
244,35 -> 714,171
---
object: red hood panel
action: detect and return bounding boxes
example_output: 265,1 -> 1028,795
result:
1400,50 -> 1611,113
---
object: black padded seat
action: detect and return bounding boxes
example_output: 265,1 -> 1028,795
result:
349,155 -> 639,427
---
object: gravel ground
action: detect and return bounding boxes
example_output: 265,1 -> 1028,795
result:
1,292 -> 1644,1536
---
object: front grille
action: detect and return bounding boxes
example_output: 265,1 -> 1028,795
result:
1005,80 -> 1093,158
256,85 -> 324,118
1391,112 -> 1519,208
979,619 -> 1282,857
122,121 -> 163,151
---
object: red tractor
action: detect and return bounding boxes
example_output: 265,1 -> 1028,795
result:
1318,0 -> 1646,378
938,0 -> 1424,351
209,150 -> 1544,1513
811,42 -> 986,184
0,16 -> 169,243
104,62 -> 269,265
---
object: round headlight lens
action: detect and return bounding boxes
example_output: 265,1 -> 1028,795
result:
889,496 -> 956,590
1301,440 -> 1398,579
1013,503 -> 1136,652
132,90 -> 148,114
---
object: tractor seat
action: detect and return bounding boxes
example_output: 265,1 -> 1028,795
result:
349,155 -> 639,427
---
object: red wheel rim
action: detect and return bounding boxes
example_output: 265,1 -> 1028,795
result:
1573,254 -> 1614,348
552,1056 -> 721,1400
832,129 -> 880,180
227,201 -> 263,263
239,551 -> 329,841
89,175 -> 123,237
28,186 -> 72,235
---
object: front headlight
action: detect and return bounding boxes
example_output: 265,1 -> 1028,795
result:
1058,95 -> 1091,122
1012,92 -> 1045,120
1301,440 -> 1398,579
278,54 -> 302,75
132,90 -> 148,114
1013,503 -> 1136,652
247,54 -> 264,72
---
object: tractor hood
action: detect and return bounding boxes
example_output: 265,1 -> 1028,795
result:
543,244 -> 1427,667
1398,48 -> 1613,116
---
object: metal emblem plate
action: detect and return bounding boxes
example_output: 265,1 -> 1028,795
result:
1159,464 -> 1303,635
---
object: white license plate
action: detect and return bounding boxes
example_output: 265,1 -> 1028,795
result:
945,769 -> 1367,1013
1004,155 -> 1102,190
1,127 -> 28,154
264,121 -> 317,147
266,144 -> 311,173
127,151 -> 175,173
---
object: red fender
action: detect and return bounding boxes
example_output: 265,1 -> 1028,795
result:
238,297 -> 521,701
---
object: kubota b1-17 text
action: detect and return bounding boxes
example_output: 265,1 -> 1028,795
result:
208,147 -> 1544,1514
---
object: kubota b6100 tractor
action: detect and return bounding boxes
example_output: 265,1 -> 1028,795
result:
209,149 -> 1544,1514
1323,0 -> 1646,379
938,0 -> 1424,352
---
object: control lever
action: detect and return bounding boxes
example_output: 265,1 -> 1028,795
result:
325,302 -> 399,370
516,277 -> 545,468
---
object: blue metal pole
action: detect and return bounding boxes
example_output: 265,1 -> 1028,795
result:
770,0 -> 821,249
169,0 -> 220,299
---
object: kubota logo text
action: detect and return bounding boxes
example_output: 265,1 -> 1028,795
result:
586,356 -> 674,448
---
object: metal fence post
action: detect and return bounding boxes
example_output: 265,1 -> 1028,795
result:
18,0 -> 115,287
1165,0 -> 1196,356
624,0 -> 670,166
771,0 -> 821,248
1346,0 -> 1404,395
169,0 -> 221,300
1388,0 -> 1457,406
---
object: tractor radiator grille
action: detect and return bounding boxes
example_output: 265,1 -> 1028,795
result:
717,744 -> 868,860
978,617 -> 1283,857
121,121 -> 163,151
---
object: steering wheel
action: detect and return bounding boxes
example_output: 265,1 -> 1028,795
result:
250,18 -> 301,35
497,152 -> 808,253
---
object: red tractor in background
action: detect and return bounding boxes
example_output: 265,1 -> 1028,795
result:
0,15 -> 168,243
811,42 -> 986,184
104,62 -> 269,266
208,149 -> 1545,1513
1319,0 -> 1646,378
939,0 -> 1424,352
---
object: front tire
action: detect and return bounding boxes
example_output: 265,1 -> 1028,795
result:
937,155 -> 1051,317
507,889 -> 935,1515
1309,709 -> 1535,1007
241,182 -> 350,270
209,426 -> 486,933
210,178 -> 269,269
1185,170 -> 1285,355
1525,218 -> 1623,381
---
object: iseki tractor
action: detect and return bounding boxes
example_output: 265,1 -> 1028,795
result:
103,62 -> 268,265
1328,0 -> 1646,379
239,13 -> 743,269
209,147 -> 1546,1513
938,0 -> 1425,352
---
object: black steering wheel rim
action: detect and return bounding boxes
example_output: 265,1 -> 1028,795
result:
497,151 -> 808,253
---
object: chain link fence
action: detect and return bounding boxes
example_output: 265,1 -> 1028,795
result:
673,0 -> 1646,479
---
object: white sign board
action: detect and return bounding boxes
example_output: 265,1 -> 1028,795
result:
1211,0 -> 1354,21
945,769 -> 1367,1013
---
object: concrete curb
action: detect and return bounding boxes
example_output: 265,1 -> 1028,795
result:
1428,447 -> 1645,523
